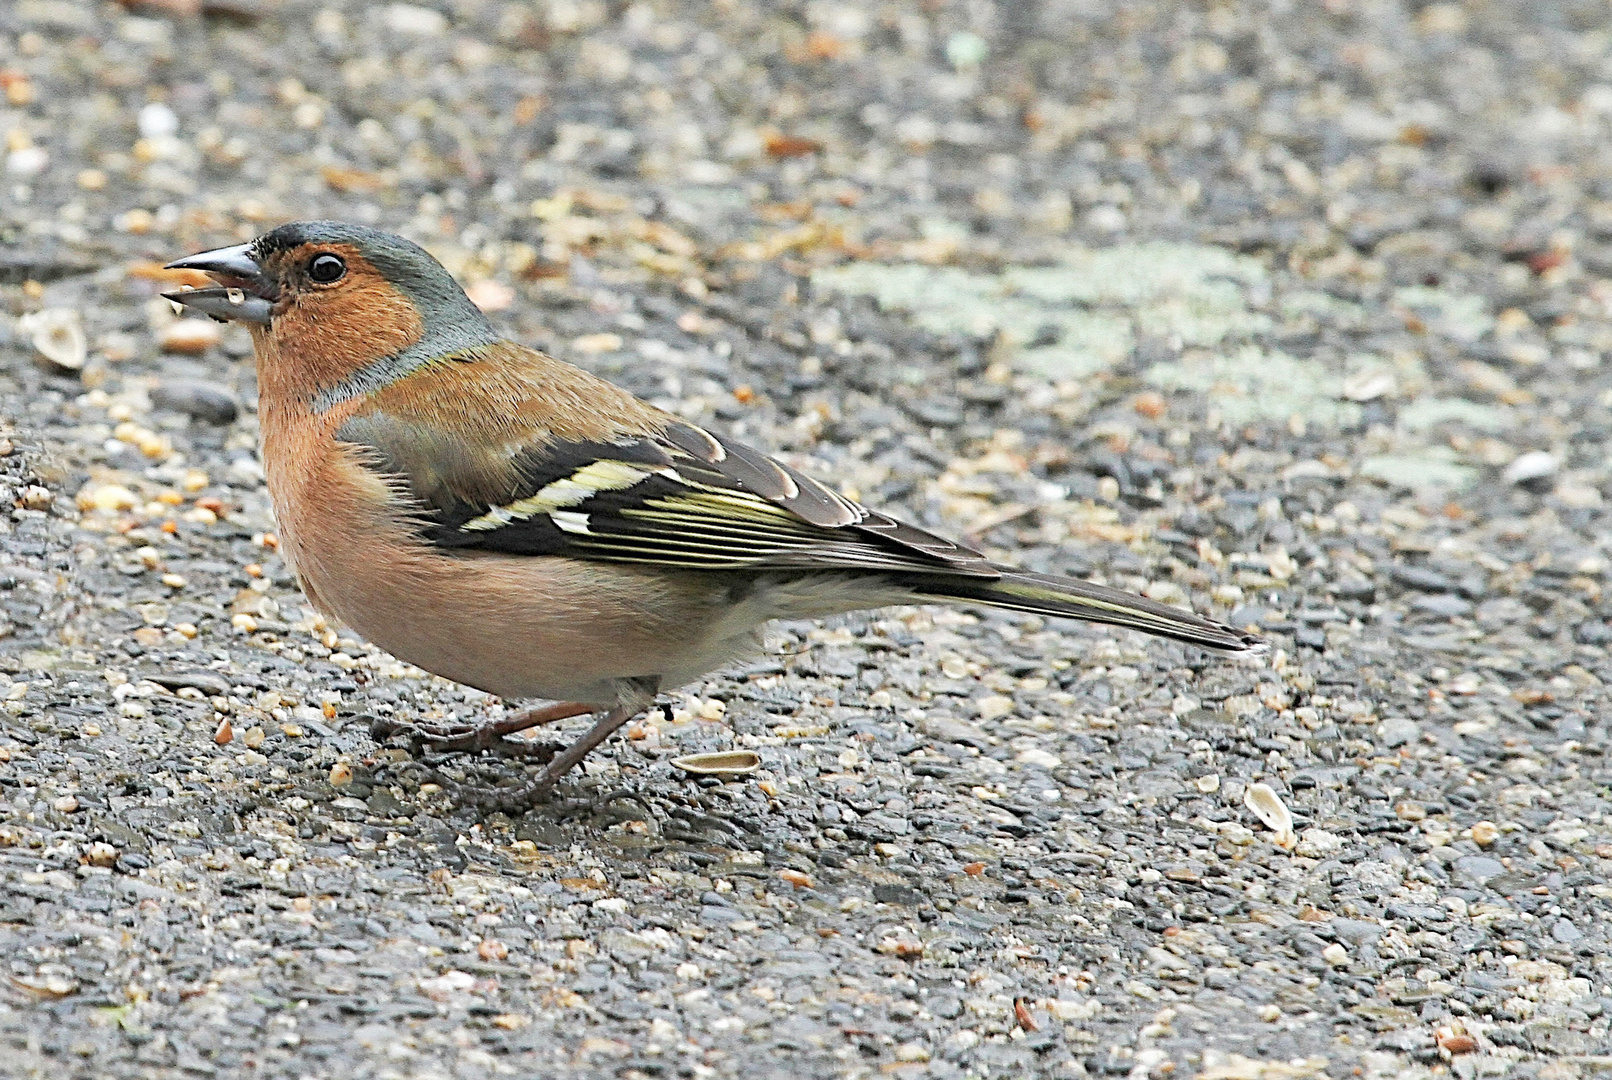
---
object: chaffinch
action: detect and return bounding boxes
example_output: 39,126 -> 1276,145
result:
165,221 -> 1261,806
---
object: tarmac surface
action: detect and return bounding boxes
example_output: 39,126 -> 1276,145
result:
2,0 -> 1612,1077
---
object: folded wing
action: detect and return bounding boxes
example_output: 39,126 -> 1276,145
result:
340,410 -> 1000,579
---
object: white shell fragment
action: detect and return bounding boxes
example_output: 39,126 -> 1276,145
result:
1243,782 -> 1296,848
17,308 -> 87,370
670,751 -> 762,777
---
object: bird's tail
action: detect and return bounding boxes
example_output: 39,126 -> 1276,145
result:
902,569 -> 1264,654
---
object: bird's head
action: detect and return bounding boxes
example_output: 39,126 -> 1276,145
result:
163,221 -> 497,403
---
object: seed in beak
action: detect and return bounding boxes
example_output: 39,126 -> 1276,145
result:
226,287 -> 245,305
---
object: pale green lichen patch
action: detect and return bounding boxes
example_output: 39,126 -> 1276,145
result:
1392,285 -> 1495,343
1280,289 -> 1368,330
1000,242 -> 1267,310
1144,345 -> 1362,428
1014,312 -> 1134,380
1397,397 -> 1510,433
1359,448 -> 1479,491
811,242 -> 1272,380
814,244 -> 1508,442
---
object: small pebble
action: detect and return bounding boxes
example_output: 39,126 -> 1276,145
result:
137,103 -> 179,139
213,718 -> 233,744
1436,1031 -> 1477,1055
82,842 -> 118,868
976,694 -> 1014,721
383,3 -> 448,35
465,279 -> 515,312
6,146 -> 49,177
571,332 -> 623,354
76,484 -> 138,512
1503,450 -> 1558,485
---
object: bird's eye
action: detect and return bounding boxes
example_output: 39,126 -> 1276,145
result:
308,253 -> 346,284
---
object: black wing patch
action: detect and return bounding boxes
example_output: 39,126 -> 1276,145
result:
341,414 -> 996,578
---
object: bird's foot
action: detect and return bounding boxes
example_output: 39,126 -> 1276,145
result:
436,699 -> 647,812
370,700 -> 594,759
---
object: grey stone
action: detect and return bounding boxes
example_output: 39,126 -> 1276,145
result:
150,380 -> 241,425
1551,918 -> 1583,943
1412,594 -> 1472,618
1375,717 -> 1420,748
1453,857 -> 1508,886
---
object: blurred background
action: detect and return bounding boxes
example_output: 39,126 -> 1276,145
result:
3,2 -> 1612,1078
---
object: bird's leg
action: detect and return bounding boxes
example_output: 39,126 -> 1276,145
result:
452,700 -> 641,812
451,678 -> 660,813
537,701 -> 641,787
372,700 -> 595,757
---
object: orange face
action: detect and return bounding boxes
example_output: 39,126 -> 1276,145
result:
252,242 -> 424,391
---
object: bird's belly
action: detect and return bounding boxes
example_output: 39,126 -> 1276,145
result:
290,536 -> 753,703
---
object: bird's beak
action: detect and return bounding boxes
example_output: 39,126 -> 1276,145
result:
160,243 -> 277,325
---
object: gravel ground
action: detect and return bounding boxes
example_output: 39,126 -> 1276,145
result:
3,1 -> 1612,1077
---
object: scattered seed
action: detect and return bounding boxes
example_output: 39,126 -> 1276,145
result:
10,975 -> 76,999
670,750 -> 761,776
1243,783 -> 1295,846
